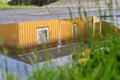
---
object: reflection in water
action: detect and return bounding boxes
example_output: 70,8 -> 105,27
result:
0,55 -> 72,80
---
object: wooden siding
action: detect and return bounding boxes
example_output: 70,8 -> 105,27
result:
0,23 -> 19,46
93,21 -> 120,38
18,18 -> 85,48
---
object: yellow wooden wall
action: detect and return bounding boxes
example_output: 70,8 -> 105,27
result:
75,18 -> 85,35
18,18 -> 85,48
0,23 -> 19,46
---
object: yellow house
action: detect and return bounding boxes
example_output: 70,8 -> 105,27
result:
0,8 -> 86,53
92,16 -> 120,37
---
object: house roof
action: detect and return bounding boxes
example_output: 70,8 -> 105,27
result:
0,7 -> 80,24
0,0 -> 120,24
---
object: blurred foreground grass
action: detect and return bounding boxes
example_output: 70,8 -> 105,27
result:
1,0 -> 120,80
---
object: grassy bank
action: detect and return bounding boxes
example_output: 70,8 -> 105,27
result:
0,5 -> 37,9
0,0 -> 37,9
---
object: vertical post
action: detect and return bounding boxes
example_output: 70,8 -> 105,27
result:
115,25 -> 117,33
99,21 -> 102,35
92,17 -> 95,37
58,19 -> 62,55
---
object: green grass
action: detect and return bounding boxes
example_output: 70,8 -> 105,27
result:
0,0 -> 37,9
0,5 -> 37,9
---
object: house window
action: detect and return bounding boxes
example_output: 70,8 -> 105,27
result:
72,24 -> 77,38
37,28 -> 48,44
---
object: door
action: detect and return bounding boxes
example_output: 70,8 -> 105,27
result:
37,28 -> 48,44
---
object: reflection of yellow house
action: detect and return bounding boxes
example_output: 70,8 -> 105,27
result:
92,16 -> 120,38
0,18 -> 85,47
0,7 -> 119,54
0,7 -> 86,54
